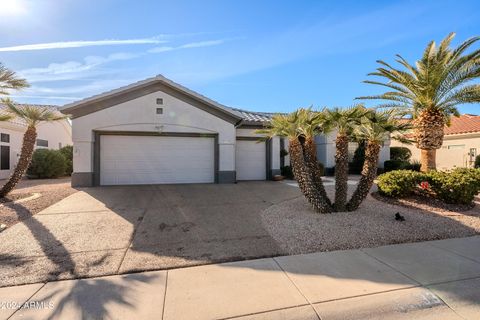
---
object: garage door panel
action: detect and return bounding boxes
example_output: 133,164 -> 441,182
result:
100,135 -> 214,185
235,140 -> 266,180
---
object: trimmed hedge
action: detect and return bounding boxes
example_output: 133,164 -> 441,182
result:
59,145 -> 73,176
377,170 -> 424,197
390,147 -> 412,161
384,160 -> 409,172
27,149 -> 66,179
475,155 -> 480,168
377,168 -> 480,204
425,168 -> 480,205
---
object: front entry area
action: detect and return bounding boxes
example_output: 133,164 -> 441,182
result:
99,134 -> 215,185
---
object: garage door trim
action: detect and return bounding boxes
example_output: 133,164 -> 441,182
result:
236,136 -> 272,180
93,130 -> 219,186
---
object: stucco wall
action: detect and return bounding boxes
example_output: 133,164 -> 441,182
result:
391,134 -> 480,170
71,90 -> 236,182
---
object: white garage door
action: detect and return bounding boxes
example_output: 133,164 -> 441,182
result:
235,140 -> 266,180
100,135 -> 215,185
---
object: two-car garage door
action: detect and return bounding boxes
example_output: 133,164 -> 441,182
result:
100,135 -> 215,185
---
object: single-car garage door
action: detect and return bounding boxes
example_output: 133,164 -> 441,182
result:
100,135 -> 215,185
235,139 -> 266,180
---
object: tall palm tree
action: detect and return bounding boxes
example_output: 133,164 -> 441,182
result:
357,33 -> 480,171
0,62 -> 29,95
323,106 -> 364,211
0,99 -> 67,197
346,109 -> 411,211
256,108 -> 333,213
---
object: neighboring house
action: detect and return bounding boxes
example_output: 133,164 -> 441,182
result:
61,75 -> 389,187
0,104 -> 73,179
391,114 -> 480,170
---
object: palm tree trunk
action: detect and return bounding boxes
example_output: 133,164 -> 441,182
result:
346,141 -> 380,211
289,138 -> 332,213
304,137 -> 332,207
334,134 -> 349,211
0,126 -> 37,197
414,109 -> 444,172
420,149 -> 436,172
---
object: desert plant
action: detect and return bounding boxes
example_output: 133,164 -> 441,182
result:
377,170 -> 425,197
346,108 -> 412,211
0,99 -> 67,197
323,105 -> 365,211
59,145 -> 73,176
27,149 -> 67,178
256,109 -> 332,212
358,33 -> 480,172
390,146 -> 412,161
349,140 -> 366,174
426,168 -> 480,204
475,155 -> 480,168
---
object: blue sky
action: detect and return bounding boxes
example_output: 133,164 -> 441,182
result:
0,0 -> 479,114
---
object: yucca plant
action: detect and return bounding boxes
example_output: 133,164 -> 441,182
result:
256,108 -> 333,213
346,109 -> 412,211
0,99 -> 67,197
323,105 -> 365,211
357,33 -> 480,172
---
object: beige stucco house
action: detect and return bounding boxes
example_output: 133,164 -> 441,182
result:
391,114 -> 480,170
61,75 -> 390,187
0,104 -> 72,180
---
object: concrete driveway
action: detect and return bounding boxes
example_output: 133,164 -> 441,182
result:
0,182 -> 301,287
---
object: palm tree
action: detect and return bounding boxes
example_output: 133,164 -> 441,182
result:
256,108 -> 333,213
357,33 -> 480,171
0,62 -> 29,95
0,99 -> 67,197
323,106 -> 364,211
346,109 -> 411,211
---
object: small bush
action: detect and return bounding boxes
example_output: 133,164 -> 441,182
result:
383,159 -> 409,172
27,149 -> 66,179
281,166 -> 294,179
390,147 -> 412,161
377,170 -> 425,197
425,168 -> 480,204
475,155 -> 480,168
405,160 -> 421,172
349,141 -> 366,174
59,145 -> 73,176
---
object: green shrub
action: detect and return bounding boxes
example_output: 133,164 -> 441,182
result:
377,170 -> 425,197
383,159 -> 409,172
475,155 -> 480,168
27,149 -> 66,179
281,166 -> 294,179
390,147 -> 412,161
349,141 -> 366,174
425,168 -> 480,204
405,160 -> 421,172
59,145 -> 73,176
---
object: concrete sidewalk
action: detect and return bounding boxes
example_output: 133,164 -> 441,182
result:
3,236 -> 480,320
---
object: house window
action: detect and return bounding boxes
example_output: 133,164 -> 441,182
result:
447,144 -> 465,149
156,98 -> 163,105
37,139 -> 48,147
1,133 -> 9,143
1,145 -> 10,170
156,107 -> 163,114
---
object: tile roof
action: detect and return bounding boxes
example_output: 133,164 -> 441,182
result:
444,114 -> 480,135
230,108 -> 275,124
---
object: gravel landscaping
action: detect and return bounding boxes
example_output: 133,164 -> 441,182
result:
261,187 -> 480,255
0,177 -> 77,227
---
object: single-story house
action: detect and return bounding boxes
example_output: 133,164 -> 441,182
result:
0,104 -> 72,180
61,75 -> 390,187
391,114 -> 480,170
